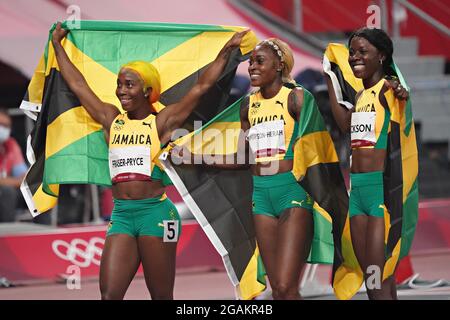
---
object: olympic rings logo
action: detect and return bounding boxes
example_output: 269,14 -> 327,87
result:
52,237 -> 104,268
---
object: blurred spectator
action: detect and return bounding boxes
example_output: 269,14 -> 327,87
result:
227,74 -> 250,105
0,108 -> 27,222
294,69 -> 351,169
294,68 -> 324,93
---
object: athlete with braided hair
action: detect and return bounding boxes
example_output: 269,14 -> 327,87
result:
326,27 -> 410,300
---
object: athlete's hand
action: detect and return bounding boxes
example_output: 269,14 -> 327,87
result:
226,29 -> 250,48
385,78 -> 409,101
52,22 -> 69,45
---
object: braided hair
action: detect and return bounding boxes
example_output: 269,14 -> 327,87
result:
348,28 -> 394,76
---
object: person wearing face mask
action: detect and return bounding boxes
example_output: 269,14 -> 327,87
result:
0,108 -> 28,222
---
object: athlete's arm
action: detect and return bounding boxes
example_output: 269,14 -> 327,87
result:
287,87 -> 304,122
157,30 -> 249,145
325,75 -> 354,133
51,22 -> 119,131
170,97 -> 251,169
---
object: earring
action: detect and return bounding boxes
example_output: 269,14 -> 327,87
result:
144,94 -> 149,98
277,68 -> 282,72
379,59 -> 383,65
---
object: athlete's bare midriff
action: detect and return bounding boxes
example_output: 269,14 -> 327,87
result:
112,179 -> 165,199
252,159 -> 293,176
351,148 -> 386,173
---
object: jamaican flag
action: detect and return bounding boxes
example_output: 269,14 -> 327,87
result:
290,84 -> 350,271
323,43 -> 419,300
19,20 -> 257,216
160,96 -> 263,300
161,84 -> 344,299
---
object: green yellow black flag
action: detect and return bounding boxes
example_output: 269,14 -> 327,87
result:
323,43 -> 419,300
291,84 -> 350,273
161,96 -> 264,300
19,20 -> 257,216
161,84 -> 342,299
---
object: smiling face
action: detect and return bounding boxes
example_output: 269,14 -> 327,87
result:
115,68 -> 150,112
248,45 -> 282,88
348,36 -> 385,82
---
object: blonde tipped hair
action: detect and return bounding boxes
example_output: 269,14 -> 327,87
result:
259,38 -> 295,84
120,61 -> 161,103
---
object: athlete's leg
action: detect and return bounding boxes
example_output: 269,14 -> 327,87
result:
389,275 -> 398,300
365,216 -> 393,300
99,234 -> 141,300
271,207 -> 313,300
253,214 -> 278,295
138,236 -> 177,300
349,214 -> 370,298
350,215 -> 368,275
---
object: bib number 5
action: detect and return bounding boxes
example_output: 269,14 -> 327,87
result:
163,220 -> 179,242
